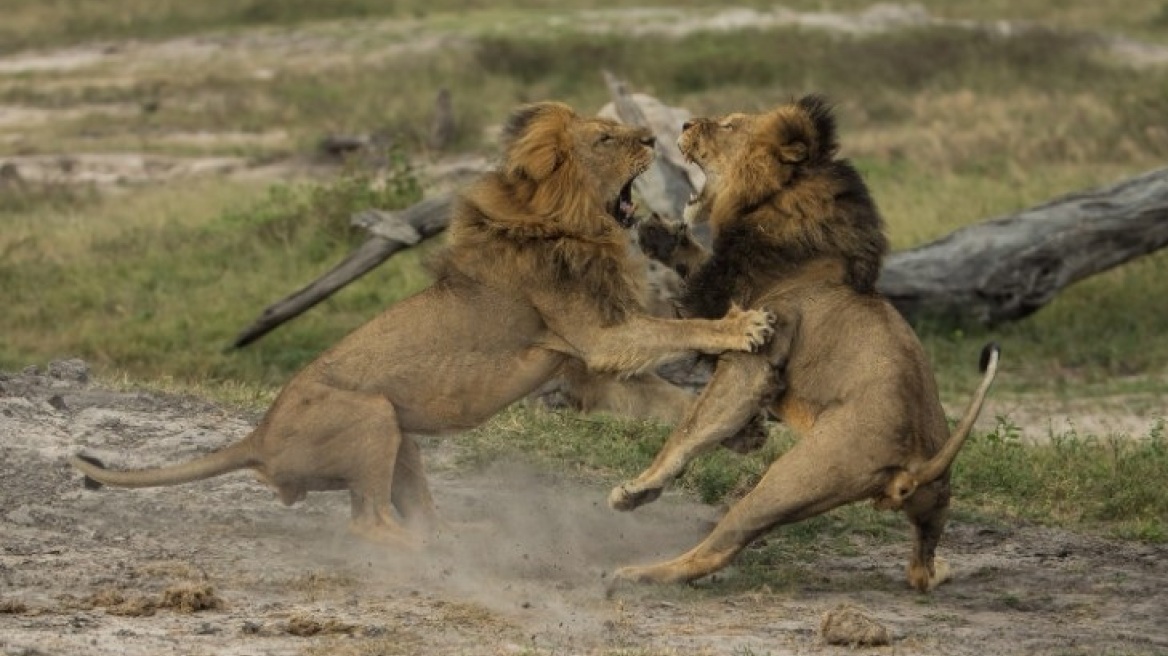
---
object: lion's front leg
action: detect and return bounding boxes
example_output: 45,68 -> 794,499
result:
556,360 -> 695,424
611,413 -> 880,587
609,351 -> 775,511
577,306 -> 775,376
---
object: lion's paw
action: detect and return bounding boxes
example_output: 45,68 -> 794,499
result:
729,306 -> 775,352
907,555 -> 951,593
606,563 -> 680,592
608,482 -> 662,512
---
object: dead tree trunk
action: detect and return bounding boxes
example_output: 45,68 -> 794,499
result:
231,195 -> 453,348
879,166 -> 1168,324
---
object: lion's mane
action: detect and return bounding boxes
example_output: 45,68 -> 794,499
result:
431,102 -> 646,326
681,95 -> 888,319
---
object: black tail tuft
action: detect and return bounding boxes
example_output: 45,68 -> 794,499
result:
74,453 -> 106,490
979,342 -> 1001,373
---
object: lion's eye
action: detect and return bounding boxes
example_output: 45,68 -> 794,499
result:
598,134 -> 614,145
719,122 -> 734,131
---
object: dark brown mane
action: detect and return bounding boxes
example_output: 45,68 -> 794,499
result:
794,93 -> 839,163
682,156 -> 888,319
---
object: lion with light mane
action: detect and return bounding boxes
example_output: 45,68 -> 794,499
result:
608,95 -> 1000,593
69,101 -> 775,548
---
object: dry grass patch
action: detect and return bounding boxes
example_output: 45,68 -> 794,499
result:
0,598 -> 29,614
159,582 -> 225,612
65,582 -> 224,617
848,89 -> 1158,171
284,612 -> 358,637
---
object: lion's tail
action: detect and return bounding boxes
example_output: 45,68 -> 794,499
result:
913,342 -> 1001,486
70,439 -> 257,490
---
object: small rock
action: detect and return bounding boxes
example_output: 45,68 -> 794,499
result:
6,506 -> 35,526
193,622 -> 220,635
240,620 -> 263,635
820,603 -> 891,647
47,395 -> 68,411
47,359 -> 89,383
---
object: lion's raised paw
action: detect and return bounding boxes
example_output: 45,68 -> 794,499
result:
724,306 -> 775,352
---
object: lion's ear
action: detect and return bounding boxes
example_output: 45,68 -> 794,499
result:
778,140 -> 808,164
502,102 -> 573,181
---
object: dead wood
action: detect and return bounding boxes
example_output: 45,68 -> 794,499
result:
880,166 -> 1168,324
230,195 -> 452,348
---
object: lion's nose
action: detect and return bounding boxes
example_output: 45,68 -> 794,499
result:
640,135 -> 656,147
682,120 -> 695,131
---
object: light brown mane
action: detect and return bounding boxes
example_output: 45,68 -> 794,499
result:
434,103 -> 646,325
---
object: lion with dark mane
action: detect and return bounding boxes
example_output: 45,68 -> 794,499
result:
608,95 -> 1000,593
70,102 -> 775,548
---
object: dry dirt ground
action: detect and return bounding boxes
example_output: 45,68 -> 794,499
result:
2,362 -> 1166,656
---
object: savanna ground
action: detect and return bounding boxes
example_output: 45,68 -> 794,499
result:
2,2 -> 1167,655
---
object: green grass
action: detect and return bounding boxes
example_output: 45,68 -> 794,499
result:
5,22 -> 1168,164
955,416 -> 1168,541
0,161 -> 430,386
6,158 -> 1166,397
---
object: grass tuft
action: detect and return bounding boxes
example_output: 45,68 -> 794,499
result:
956,417 -> 1168,540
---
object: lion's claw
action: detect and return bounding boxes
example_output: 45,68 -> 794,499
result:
608,482 -> 663,512
740,308 -> 776,351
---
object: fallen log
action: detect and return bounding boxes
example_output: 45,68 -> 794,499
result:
231,195 -> 453,348
880,166 -> 1168,324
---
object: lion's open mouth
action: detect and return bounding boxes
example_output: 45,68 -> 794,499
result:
610,179 -> 638,228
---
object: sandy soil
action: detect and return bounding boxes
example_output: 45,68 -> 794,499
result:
1,362 -> 1165,656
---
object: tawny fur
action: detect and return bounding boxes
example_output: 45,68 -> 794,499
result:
607,95 -> 1000,593
70,101 -> 776,549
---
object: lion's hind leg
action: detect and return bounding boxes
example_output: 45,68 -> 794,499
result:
264,384 -> 419,549
902,479 -> 952,592
340,397 -> 421,550
612,413 -> 881,586
390,434 -> 441,537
